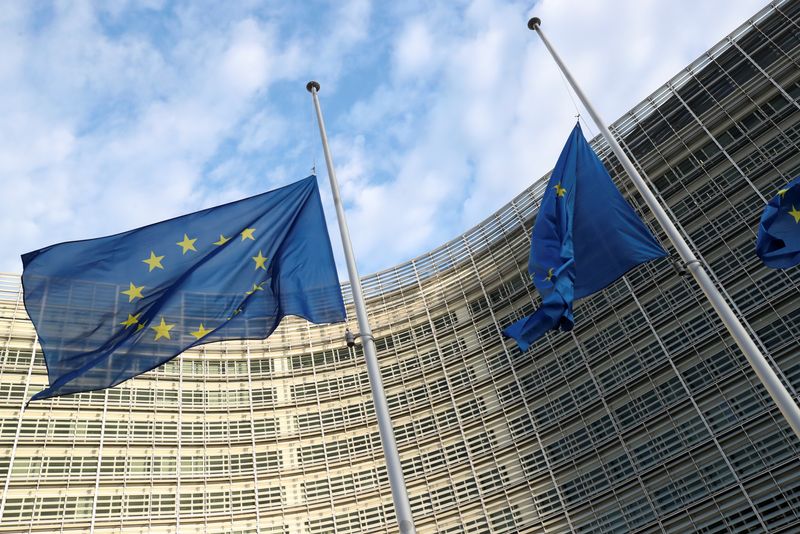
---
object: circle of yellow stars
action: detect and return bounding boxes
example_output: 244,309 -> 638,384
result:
117,225 -> 269,342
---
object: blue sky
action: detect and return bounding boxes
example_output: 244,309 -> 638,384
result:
0,0 -> 767,279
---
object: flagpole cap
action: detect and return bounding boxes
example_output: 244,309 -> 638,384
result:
306,81 -> 321,93
527,17 -> 541,30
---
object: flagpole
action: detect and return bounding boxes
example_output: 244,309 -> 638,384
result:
306,81 -> 416,534
527,18 -> 800,440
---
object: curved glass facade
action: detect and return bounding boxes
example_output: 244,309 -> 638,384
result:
2,2 -> 800,532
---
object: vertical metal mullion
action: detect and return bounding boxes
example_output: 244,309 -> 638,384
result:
245,343 -> 261,533
88,388 -> 109,533
273,345 -> 290,532
309,323 -> 336,521
176,344 -> 183,530
698,52 -> 800,163
378,272 -> 417,530
0,283 -> 30,523
626,136 -> 800,392
409,259 -> 490,527
201,353 -> 210,527
440,252 -> 513,519
459,234 -> 576,532
571,333 -> 665,530
222,345 -> 238,527
665,81 -> 769,203
773,1 -> 800,32
0,348 -> 37,522
612,122 -> 798,398
728,34 -> 800,114
621,276 -> 769,531
574,286 -> 692,530
491,210 -> 563,521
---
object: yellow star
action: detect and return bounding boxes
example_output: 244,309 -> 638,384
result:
789,205 -> 800,223
190,323 -> 213,339
545,268 -> 554,281
142,251 -> 165,272
778,188 -> 789,198
245,283 -> 265,295
120,282 -> 144,302
150,317 -> 175,341
136,323 -> 145,332
213,234 -> 231,246
176,234 -> 198,254
252,250 -> 268,271
119,313 -> 142,329
554,183 -> 567,197
241,228 -> 256,241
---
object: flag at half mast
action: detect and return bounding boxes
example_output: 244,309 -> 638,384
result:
503,124 -> 667,351
22,175 -> 346,401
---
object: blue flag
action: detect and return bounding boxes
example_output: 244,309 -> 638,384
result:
22,176 -> 346,401
503,124 -> 666,351
755,177 -> 800,269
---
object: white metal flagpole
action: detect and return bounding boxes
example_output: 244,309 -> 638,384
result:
306,81 -> 416,534
527,18 -> 800,440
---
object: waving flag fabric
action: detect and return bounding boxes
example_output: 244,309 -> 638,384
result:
22,175 -> 345,401
755,177 -> 800,269
503,124 -> 666,351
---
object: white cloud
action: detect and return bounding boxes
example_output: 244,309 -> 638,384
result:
393,20 -> 439,80
329,0 -> 766,276
0,0 -> 771,281
218,19 -> 275,96
0,3 -> 303,272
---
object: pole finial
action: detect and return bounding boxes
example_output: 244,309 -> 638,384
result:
527,17 -> 541,30
306,80 -> 321,93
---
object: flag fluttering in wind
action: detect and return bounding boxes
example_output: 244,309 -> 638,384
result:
503,124 -> 666,351
22,175 -> 346,401
755,177 -> 800,269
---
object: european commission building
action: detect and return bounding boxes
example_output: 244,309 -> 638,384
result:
3,2 -> 800,533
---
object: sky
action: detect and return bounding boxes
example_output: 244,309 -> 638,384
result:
0,0 -> 769,279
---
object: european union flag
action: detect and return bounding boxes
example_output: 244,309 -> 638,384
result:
755,177 -> 800,269
503,124 -> 666,351
22,176 -> 346,401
